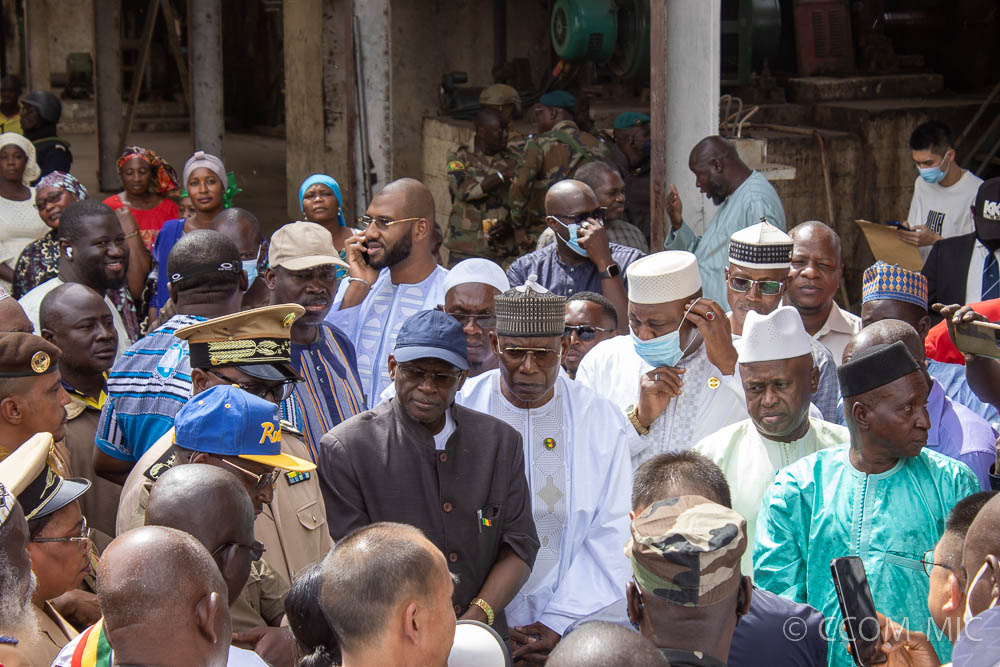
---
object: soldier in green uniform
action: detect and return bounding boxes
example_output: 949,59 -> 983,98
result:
615,112 -> 652,241
445,108 -> 520,266
508,91 -> 612,250
480,83 -> 529,154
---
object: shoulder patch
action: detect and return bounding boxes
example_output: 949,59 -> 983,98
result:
447,160 -> 466,173
143,447 -> 179,482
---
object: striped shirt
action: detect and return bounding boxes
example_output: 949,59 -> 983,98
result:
96,314 -> 205,462
290,323 -> 365,461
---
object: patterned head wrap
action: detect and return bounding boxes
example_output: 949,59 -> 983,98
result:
36,171 -> 88,200
626,495 -> 747,607
117,146 -> 181,198
0,132 -> 40,185
495,274 -> 565,337
298,174 -> 346,227
861,261 -> 928,311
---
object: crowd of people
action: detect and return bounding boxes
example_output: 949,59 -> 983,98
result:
0,78 -> 998,667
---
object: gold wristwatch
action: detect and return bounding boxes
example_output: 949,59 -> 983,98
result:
626,404 -> 650,436
470,597 -> 495,626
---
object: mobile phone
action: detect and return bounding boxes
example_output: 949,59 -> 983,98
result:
830,557 -> 886,667
947,319 -> 1000,360
359,241 -> 372,266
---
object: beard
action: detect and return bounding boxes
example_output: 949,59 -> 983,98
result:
0,565 -> 39,640
371,229 -> 414,270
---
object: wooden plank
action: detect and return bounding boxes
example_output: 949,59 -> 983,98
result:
118,0 -> 161,156
649,0 -> 666,250
159,0 -> 192,114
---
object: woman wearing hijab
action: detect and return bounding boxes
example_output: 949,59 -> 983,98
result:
0,132 -> 46,290
299,174 -> 358,279
103,146 -> 181,252
150,150 -> 239,314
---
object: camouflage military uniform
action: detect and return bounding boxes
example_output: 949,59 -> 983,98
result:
508,120 -> 614,248
444,145 -> 521,266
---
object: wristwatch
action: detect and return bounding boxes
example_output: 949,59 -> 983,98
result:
626,403 -> 650,435
599,263 -> 621,279
470,597 -> 495,626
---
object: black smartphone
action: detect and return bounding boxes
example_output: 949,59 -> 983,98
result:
830,557 -> 887,666
359,241 -> 372,266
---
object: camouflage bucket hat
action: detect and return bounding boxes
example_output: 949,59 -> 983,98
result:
625,495 -> 747,607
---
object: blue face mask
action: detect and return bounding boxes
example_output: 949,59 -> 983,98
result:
551,217 -> 589,257
918,152 -> 951,184
242,259 -> 259,286
630,299 -> 700,368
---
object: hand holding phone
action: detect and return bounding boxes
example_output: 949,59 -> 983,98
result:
831,557 -> 887,666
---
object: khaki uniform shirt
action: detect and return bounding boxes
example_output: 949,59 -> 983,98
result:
20,602 -> 77,667
64,394 -> 123,542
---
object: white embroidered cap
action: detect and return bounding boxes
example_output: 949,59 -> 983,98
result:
728,221 -> 793,269
626,251 -> 701,304
736,306 -> 813,364
442,258 -> 510,296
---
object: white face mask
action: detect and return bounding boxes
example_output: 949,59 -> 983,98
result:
963,561 -> 999,625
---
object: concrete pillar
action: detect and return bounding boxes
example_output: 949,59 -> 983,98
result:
353,0 -> 391,213
190,0 -> 224,158
24,0 -> 49,91
3,1 -> 22,79
283,0 -> 324,219
93,0 -> 123,192
321,0 -> 355,222
650,0 -> 720,247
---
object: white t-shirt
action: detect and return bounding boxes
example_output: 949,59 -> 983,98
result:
908,169 -> 983,260
432,409 -> 456,450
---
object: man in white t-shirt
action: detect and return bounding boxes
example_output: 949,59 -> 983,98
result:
902,120 -> 983,260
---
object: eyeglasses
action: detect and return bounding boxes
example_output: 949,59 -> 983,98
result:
396,363 -> 464,388
921,548 -> 962,586
728,275 -> 784,296
564,324 -> 612,341
497,346 -> 561,367
444,311 -> 497,329
208,372 -> 296,404
33,516 -> 93,544
219,458 -> 282,492
212,539 -> 266,562
357,215 -> 422,230
35,191 -> 67,210
548,207 -> 607,227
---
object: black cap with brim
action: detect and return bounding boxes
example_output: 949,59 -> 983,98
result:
19,469 -> 90,521
238,361 -> 302,383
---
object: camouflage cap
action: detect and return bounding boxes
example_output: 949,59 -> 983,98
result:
480,84 -> 521,112
626,495 -> 747,607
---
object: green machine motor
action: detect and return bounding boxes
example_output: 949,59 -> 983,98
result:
609,0 -> 650,80
550,0 -> 618,63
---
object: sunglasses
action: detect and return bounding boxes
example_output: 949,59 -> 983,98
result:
212,539 -> 266,562
497,346 -> 561,367
208,372 -> 296,404
444,311 -> 497,329
548,207 -> 607,227
220,458 -> 282,492
357,215 -> 421,230
564,324 -> 612,341
396,363 -> 464,388
728,275 -> 784,296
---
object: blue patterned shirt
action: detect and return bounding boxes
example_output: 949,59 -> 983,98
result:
96,314 -> 205,462
291,323 -> 365,461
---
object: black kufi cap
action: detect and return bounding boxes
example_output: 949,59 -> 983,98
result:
837,340 -> 921,398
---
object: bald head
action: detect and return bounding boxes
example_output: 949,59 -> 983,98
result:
847,319 -> 926,365
548,622 -> 669,667
545,179 -> 598,217
789,220 -> 843,261
211,208 -> 262,259
97,526 -> 230,665
374,178 -> 436,227
39,282 -> 107,332
689,135 -> 741,165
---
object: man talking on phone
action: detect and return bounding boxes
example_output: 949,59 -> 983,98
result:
754,341 -> 979,667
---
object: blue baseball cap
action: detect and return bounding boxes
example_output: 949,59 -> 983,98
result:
539,90 -> 576,110
173,385 -> 315,472
393,310 -> 468,371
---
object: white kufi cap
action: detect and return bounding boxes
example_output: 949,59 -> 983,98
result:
442,258 -> 510,296
626,251 -> 701,304
448,620 -> 511,666
728,221 -> 793,269
736,306 -> 813,363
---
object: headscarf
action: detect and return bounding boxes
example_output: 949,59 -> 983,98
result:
116,146 -> 180,197
36,171 -> 88,200
181,151 -> 241,209
298,174 -> 346,227
0,132 -> 40,185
